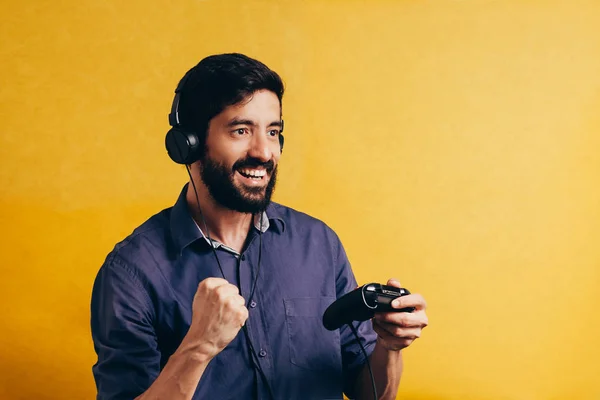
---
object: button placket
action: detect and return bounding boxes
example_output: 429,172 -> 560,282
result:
239,238 -> 272,382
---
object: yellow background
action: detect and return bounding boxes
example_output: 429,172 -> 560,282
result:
1,0 -> 599,399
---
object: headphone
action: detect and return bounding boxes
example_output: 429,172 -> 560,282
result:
165,72 -> 285,165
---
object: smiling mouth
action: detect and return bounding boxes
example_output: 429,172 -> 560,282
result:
237,168 -> 267,180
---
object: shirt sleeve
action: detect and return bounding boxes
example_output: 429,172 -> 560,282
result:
90,255 -> 161,400
331,233 -> 378,399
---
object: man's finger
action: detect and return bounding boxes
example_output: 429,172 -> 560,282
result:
391,293 -> 427,310
374,319 -> 423,339
372,322 -> 414,351
200,277 -> 230,290
386,278 -> 402,288
375,310 -> 427,328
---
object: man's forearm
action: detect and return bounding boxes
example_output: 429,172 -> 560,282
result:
135,337 -> 211,400
356,338 -> 403,400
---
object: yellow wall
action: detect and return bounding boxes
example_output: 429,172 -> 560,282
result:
1,1 -> 599,399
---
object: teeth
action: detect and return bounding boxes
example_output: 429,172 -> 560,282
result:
240,169 -> 266,178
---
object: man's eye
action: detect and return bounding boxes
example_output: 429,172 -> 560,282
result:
235,128 -> 247,135
268,129 -> 280,136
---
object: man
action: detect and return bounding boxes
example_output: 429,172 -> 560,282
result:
90,53 -> 428,400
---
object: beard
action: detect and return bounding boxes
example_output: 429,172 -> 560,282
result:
199,152 -> 278,214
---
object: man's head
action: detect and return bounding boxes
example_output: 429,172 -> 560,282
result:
168,53 -> 285,213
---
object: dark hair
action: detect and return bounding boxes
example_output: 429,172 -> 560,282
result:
176,53 -> 285,144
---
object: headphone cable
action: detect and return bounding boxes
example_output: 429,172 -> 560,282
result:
185,165 -> 274,400
348,322 -> 377,400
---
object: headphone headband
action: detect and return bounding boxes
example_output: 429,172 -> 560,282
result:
165,70 -> 284,165
168,69 -> 195,127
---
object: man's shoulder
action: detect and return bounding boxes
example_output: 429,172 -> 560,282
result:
269,202 -> 339,237
102,206 -> 174,271
270,201 -> 322,224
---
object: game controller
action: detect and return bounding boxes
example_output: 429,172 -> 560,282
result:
322,283 -> 414,331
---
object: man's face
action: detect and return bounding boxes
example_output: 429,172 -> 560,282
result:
199,90 -> 283,213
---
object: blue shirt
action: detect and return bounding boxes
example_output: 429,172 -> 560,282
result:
91,184 -> 377,400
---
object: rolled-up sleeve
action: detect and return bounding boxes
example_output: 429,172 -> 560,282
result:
91,255 -> 160,400
330,233 -> 378,399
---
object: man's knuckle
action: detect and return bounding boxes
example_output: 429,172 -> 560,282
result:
227,283 -> 239,293
237,308 -> 248,322
237,295 -> 246,306
224,296 -> 236,308
397,314 -> 408,327
213,286 -> 228,301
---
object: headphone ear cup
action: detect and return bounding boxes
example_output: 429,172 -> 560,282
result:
165,127 -> 202,164
279,133 -> 284,153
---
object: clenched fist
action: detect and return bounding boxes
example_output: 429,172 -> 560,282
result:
184,278 -> 249,360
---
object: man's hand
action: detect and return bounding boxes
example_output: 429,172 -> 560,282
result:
183,277 -> 249,360
372,278 -> 428,351
135,278 -> 248,400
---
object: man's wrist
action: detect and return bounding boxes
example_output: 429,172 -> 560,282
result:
376,336 -> 404,353
175,335 -> 215,364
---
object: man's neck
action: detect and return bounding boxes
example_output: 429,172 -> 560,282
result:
185,182 -> 254,253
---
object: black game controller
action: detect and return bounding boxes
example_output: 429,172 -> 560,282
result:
322,283 -> 414,331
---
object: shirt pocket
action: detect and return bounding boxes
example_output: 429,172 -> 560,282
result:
283,297 -> 342,371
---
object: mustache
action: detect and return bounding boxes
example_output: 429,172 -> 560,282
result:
233,157 -> 275,173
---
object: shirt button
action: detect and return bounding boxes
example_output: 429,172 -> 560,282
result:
250,301 -> 257,308
241,255 -> 246,261
259,349 -> 267,357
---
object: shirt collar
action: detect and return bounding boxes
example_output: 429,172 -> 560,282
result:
169,183 -> 286,254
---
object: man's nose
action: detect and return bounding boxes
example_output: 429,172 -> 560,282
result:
247,133 -> 272,162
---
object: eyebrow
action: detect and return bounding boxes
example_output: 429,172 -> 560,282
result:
227,118 -> 283,128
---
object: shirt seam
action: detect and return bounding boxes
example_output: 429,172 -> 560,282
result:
106,252 -> 156,321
